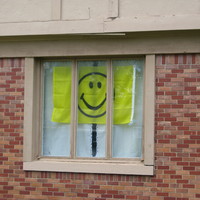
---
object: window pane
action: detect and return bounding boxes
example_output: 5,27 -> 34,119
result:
42,61 -> 72,157
76,60 -> 107,158
112,59 -> 144,158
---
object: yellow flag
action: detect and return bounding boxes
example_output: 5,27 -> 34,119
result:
51,65 -> 135,124
77,66 -> 107,124
113,65 -> 135,124
51,67 -> 71,123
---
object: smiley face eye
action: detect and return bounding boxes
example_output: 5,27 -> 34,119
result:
89,81 -> 93,88
97,82 -> 102,88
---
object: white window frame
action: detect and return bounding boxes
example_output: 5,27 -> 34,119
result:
23,55 -> 155,175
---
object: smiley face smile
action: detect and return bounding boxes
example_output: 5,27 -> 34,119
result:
80,93 -> 106,111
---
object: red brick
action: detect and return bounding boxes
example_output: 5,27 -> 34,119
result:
190,171 -> 200,175
25,187 -> 36,191
156,91 -> 164,95
166,74 -> 177,78
177,144 -> 189,148
183,140 -> 195,144
151,179 -> 163,183
113,194 -> 125,198
157,183 -> 169,187
191,117 -> 199,122
3,186 -> 13,190
190,162 -> 200,166
183,55 -> 187,64
89,185 -> 100,189
177,198 -> 189,200
127,195 -> 137,199
65,184 -> 76,188
164,198 -> 176,200
183,184 -> 195,188
184,78 -> 197,82
42,192 -> 52,196
171,104 -> 183,108
108,181 -> 118,185
157,192 -> 168,196
77,193 -> 88,197
95,198 -> 106,200
183,167 -> 195,170
157,166 -> 169,170
172,122 -> 184,126
165,117 -> 177,121
178,100 -> 189,104
102,194 -> 112,198
177,180 -> 188,184
159,104 -> 171,108
132,182 -> 144,186
53,192 -> 64,196
171,69 -> 184,73
20,182 -> 30,186
3,194 -> 13,199
107,190 -> 118,194
164,170 -> 176,174
1,55 -> 200,200
0,190 -> 8,194
170,175 -> 182,179
191,91 -> 200,95
165,91 -> 177,95
95,190 -> 106,194
20,191 -> 30,195
172,96 -> 183,100
0,182 -> 8,185
184,113 -> 196,117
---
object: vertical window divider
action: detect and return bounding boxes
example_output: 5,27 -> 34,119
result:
106,59 -> 113,159
39,60 -> 44,158
70,60 -> 78,159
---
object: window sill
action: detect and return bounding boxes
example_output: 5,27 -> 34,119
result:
23,160 -> 154,175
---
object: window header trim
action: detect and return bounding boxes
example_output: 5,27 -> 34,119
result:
1,31 -> 200,58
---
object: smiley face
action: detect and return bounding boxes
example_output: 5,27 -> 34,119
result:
78,72 -> 107,118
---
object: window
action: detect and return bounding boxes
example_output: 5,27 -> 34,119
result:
23,55 -> 155,175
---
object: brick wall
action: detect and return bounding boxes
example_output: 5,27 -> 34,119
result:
0,55 -> 200,199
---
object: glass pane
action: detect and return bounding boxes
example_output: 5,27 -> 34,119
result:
42,61 -> 72,157
112,59 -> 144,158
76,60 -> 107,158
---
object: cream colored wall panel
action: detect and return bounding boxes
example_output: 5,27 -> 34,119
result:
104,14 -> 200,32
51,0 -> 62,20
120,0 -> 200,17
0,21 -> 104,36
0,0 -> 199,36
0,0 -> 52,23
0,13 -> 199,37
108,0 -> 119,18
62,0 -> 108,20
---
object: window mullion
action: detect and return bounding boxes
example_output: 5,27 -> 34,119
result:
70,60 -> 78,158
106,59 -> 113,159
39,60 -> 44,158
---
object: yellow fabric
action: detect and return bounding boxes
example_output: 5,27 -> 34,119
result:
51,66 -> 134,124
113,65 -> 134,124
78,66 -> 107,124
51,67 -> 71,123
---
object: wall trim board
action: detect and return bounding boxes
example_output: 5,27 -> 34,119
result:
0,31 -> 200,58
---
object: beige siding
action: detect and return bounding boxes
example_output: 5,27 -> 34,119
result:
0,0 -> 52,23
0,0 -> 199,36
120,0 -> 200,17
